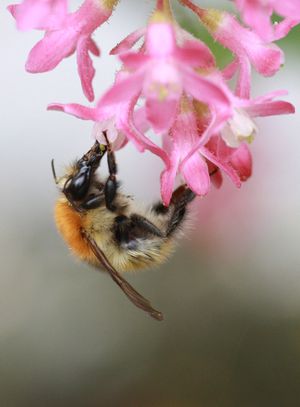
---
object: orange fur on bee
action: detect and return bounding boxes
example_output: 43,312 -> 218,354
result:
55,199 -> 94,263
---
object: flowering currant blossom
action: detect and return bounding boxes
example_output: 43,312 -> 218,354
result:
160,97 -> 243,205
9,0 -> 297,208
180,1 -> 284,99
160,88 -> 294,205
180,89 -> 295,172
206,137 -> 253,188
220,90 -> 295,148
8,0 -> 119,101
48,69 -> 171,168
98,10 -> 233,136
204,91 -> 295,186
8,0 -> 67,31
234,0 -> 300,41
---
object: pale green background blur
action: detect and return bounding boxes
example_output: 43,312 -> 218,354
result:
1,1 -> 300,406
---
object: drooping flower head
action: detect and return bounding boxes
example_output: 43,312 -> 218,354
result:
8,0 -> 120,101
99,8 -> 233,136
180,0 -> 284,98
160,96 -> 243,205
47,0 -> 295,206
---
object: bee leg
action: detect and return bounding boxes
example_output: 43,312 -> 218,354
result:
103,139 -> 118,212
166,187 -> 195,236
130,214 -> 165,237
114,214 -> 165,250
80,193 -> 104,210
155,168 -> 219,236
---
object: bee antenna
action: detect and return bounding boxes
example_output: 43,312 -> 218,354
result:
51,159 -> 59,184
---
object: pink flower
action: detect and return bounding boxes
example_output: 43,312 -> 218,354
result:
180,1 -> 284,98
8,0 -> 67,30
181,90 -> 295,168
221,90 -> 295,147
98,13 -> 232,135
234,0 -> 300,41
9,0 -> 119,101
160,97 -> 242,206
206,136 -> 253,188
47,70 -> 170,166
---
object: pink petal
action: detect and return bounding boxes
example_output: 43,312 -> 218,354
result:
119,98 -> 170,165
211,169 -> 223,188
182,67 -> 232,115
200,146 -> 242,188
182,112 -> 230,164
236,57 -> 251,98
236,0 -> 273,41
275,1 -> 300,19
247,43 -> 284,77
160,154 -> 180,206
146,97 -> 179,134
88,38 -> 100,56
222,59 -> 239,80
247,89 -> 288,104
26,29 -> 78,72
180,154 -> 210,196
146,22 -> 176,57
119,52 -> 150,70
215,13 -> 284,77
77,36 -> 96,102
99,70 -> 145,106
175,39 -> 215,68
47,103 -> 99,121
229,142 -> 252,182
245,100 -> 295,117
110,28 -> 145,55
8,0 -> 67,31
273,18 -> 300,41
133,107 -> 150,133
7,4 -> 17,18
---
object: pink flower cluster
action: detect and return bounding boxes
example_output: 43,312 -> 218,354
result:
8,0 -> 298,205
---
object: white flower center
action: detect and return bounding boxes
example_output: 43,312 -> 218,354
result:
92,118 -> 118,144
221,108 -> 257,148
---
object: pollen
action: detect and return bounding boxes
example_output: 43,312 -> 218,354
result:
198,9 -> 223,33
100,0 -> 119,11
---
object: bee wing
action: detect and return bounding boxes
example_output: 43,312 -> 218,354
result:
81,229 -> 163,321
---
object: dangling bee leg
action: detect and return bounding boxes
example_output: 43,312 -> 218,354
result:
153,168 -> 220,236
114,213 -> 165,250
102,132 -> 119,212
150,185 -> 195,237
166,186 -> 196,237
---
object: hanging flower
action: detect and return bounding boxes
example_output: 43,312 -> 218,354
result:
98,10 -> 233,135
8,0 -> 120,101
160,97 -> 242,205
180,1 -> 284,98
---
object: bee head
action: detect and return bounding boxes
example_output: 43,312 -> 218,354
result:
52,141 -> 107,202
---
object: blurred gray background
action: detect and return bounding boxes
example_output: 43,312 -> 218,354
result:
1,1 -> 300,406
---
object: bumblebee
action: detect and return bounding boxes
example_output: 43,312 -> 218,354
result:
52,135 -> 196,321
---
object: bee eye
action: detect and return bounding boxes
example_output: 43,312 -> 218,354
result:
65,166 -> 91,200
